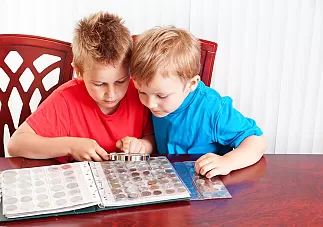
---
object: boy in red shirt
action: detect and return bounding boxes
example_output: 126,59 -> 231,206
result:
8,12 -> 155,163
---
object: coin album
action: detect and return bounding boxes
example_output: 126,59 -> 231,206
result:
0,157 -> 190,220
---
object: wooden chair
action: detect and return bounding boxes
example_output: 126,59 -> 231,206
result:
0,34 -> 74,157
132,35 -> 218,87
198,39 -> 218,87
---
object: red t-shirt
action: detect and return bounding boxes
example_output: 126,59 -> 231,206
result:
27,78 -> 153,163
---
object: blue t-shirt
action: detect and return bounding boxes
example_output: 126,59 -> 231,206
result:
153,81 -> 263,155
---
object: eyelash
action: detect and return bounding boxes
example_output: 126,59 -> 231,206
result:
158,95 -> 168,99
94,80 -> 126,87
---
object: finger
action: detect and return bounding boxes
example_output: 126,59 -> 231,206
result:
82,154 -> 92,162
205,168 -> 222,179
199,162 -> 217,176
90,152 -> 103,162
116,140 -> 123,150
129,140 -> 141,153
195,158 -> 212,174
122,138 -> 132,153
95,146 -> 110,161
196,153 -> 214,162
139,144 -> 146,154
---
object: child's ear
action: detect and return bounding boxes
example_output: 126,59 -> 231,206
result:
187,75 -> 200,92
71,63 -> 82,79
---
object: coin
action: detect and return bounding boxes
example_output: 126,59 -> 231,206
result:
153,190 -> 162,195
141,191 -> 152,196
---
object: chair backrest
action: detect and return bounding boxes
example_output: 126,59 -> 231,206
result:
0,34 -> 74,157
198,39 -> 218,87
131,35 -> 218,87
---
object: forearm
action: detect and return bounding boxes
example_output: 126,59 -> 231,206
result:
140,134 -> 155,154
8,133 -> 75,159
224,135 -> 267,172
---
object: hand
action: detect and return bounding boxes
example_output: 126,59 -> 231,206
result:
194,153 -> 232,178
69,138 -> 109,162
116,136 -> 145,153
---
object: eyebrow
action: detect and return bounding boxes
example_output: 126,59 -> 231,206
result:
92,75 -> 129,83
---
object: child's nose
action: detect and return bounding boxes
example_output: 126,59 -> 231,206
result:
105,86 -> 116,98
146,97 -> 158,109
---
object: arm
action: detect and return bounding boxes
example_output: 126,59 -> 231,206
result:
195,135 -> 267,178
8,122 -> 109,161
223,134 -> 267,171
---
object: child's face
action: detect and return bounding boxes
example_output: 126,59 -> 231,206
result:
77,62 -> 130,114
134,74 -> 198,118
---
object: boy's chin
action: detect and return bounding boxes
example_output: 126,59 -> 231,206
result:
151,111 -> 169,118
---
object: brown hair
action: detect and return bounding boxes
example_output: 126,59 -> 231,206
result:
72,11 -> 132,73
130,26 -> 200,85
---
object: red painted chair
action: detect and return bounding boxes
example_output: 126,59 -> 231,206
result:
132,35 -> 218,87
0,34 -> 74,157
198,39 -> 218,87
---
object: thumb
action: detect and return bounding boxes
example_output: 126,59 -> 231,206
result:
116,140 -> 123,150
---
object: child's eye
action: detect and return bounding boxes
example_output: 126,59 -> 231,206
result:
115,80 -> 126,84
138,91 -> 146,95
94,83 -> 104,87
158,95 -> 168,99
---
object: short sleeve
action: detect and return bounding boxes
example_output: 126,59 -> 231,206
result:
213,97 -> 263,148
26,90 -> 71,137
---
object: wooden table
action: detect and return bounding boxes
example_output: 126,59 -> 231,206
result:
1,154 -> 323,226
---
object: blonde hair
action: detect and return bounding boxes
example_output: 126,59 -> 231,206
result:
130,26 -> 200,85
72,11 -> 132,73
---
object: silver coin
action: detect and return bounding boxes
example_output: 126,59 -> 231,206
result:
128,193 -> 138,199
133,177 -> 142,182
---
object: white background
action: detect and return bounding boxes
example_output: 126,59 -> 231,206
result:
1,0 -> 323,155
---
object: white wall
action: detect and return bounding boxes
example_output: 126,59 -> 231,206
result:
1,0 -> 323,154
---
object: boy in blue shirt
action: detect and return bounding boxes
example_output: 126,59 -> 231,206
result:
130,26 -> 267,178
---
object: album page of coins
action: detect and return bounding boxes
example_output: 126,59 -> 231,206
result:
1,162 -> 101,219
90,157 -> 191,207
173,161 -> 232,200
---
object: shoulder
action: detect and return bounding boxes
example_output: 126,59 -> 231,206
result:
54,78 -> 84,97
195,81 -> 231,113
